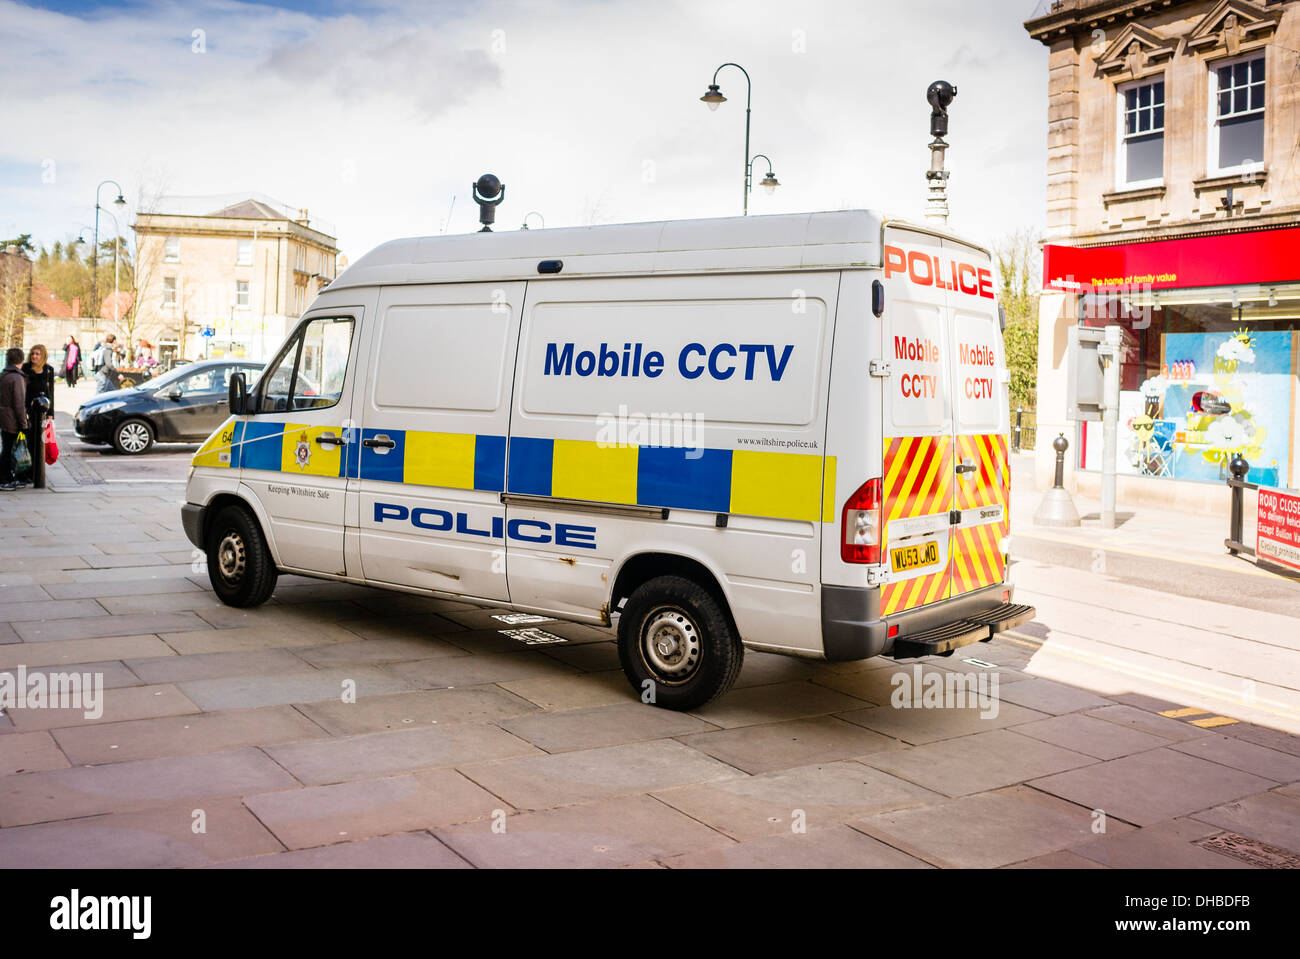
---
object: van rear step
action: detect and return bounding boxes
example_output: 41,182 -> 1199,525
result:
965,603 -> 1036,635
887,603 -> 1037,659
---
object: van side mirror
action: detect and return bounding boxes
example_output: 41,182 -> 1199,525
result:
228,372 -> 249,415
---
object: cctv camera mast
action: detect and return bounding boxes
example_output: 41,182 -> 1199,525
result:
925,80 -> 957,225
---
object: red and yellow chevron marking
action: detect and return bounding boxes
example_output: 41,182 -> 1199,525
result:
880,434 -> 953,617
950,432 -> 1009,596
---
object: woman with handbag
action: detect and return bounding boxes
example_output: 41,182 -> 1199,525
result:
63,336 -> 81,388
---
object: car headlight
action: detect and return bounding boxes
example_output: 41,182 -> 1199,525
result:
91,400 -> 126,413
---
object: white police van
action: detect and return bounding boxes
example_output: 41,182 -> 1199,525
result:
182,210 -> 1033,709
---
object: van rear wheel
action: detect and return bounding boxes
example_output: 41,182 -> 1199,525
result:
617,574 -> 743,711
206,504 -> 277,608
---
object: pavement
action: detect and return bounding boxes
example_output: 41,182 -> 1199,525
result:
0,440 -> 1296,868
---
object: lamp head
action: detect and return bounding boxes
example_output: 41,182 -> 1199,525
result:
759,171 -> 780,195
700,84 -> 726,110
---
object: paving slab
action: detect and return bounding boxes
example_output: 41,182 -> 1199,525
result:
51,705 -> 328,765
1004,850 -> 1110,868
498,670 -> 639,711
435,794 -> 733,868
0,797 -> 283,868
333,615 -> 470,643
243,768 -> 505,850
732,651 -> 818,688
1191,788 -> 1300,852
5,660 -> 142,690
194,601 -> 371,631
686,681 -> 868,730
992,678 -> 1114,715
1009,712 -> 1169,760
0,730 -> 69,775
862,728 -> 1096,797
837,700 -> 1048,745
159,623 -> 361,654
299,686 -> 542,736
1084,704 -> 1219,742
662,823 -> 932,869
1170,734 -> 1300,783
0,747 -> 298,826
1029,747 -> 1277,826
1219,722 -> 1300,758
652,760 -> 941,841
125,648 -> 309,685
43,577 -> 205,599
14,611 -> 209,643
854,785 -> 1131,869
217,831 -> 470,868
265,723 -> 543,785
499,701 -> 717,754
459,739 -> 743,811
1070,817 -> 1256,869
6,683 -> 200,731
177,666 -> 419,711
540,642 -> 621,672
94,592 -> 228,615
0,599 -> 108,623
0,634 -> 174,671
291,636 -> 469,668
386,650 -> 579,688
678,716 -> 902,775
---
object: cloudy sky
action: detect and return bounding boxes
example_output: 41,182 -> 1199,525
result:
1,0 -> 1049,261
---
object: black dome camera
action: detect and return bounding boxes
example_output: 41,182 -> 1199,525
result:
472,173 -> 505,232
927,80 -> 957,138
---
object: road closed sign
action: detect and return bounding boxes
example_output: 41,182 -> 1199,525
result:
1257,486 -> 1300,572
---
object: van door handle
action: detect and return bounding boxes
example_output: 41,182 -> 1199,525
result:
314,433 -> 345,447
955,462 -> 977,475
362,435 -> 396,451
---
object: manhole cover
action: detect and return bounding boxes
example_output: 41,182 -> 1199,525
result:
1197,832 -> 1300,868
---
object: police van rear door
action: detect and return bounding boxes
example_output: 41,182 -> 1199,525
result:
943,238 -> 1010,598
879,226 -> 956,617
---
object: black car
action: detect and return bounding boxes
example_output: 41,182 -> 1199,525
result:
74,360 -> 264,454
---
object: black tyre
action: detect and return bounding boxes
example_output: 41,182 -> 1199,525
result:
206,504 -> 278,608
112,418 -> 154,455
617,574 -> 744,711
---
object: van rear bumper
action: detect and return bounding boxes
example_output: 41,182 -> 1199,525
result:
820,582 -> 1028,661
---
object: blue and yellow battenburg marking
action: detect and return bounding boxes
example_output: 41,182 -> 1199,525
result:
193,419 -> 835,523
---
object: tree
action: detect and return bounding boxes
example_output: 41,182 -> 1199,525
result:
994,230 -> 1042,413
1,234 -> 34,254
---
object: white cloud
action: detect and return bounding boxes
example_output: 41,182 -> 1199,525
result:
0,0 -> 1048,261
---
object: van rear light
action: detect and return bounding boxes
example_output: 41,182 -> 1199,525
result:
841,478 -> 882,564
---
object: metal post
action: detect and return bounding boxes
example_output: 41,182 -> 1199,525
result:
29,396 -> 48,490
1100,325 -> 1122,529
1013,407 -> 1023,452
1033,433 -> 1081,527
1227,455 -> 1250,554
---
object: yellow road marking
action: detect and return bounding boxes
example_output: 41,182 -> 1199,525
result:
1159,707 -> 1209,718
1190,716 -> 1239,728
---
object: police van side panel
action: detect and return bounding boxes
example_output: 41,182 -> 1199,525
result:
505,271 -> 839,655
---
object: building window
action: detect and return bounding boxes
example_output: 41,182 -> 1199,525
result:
164,237 -> 180,263
1210,55 -> 1265,174
236,280 -> 250,309
295,244 -> 306,271
162,276 -> 176,306
1117,77 -> 1165,188
237,238 -> 252,265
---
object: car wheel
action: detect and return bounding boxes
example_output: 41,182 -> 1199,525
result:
206,504 -> 278,607
112,418 -> 154,455
617,574 -> 744,711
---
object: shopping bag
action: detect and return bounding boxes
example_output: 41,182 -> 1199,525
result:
43,418 -> 59,465
13,432 -> 32,480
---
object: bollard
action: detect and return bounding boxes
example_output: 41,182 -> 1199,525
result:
1227,454 -> 1249,555
1013,407 -> 1023,453
1033,433 -> 1081,527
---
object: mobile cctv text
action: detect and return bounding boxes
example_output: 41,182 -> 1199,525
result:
544,341 -> 795,382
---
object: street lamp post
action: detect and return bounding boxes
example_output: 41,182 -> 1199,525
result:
699,63 -> 753,215
92,179 -> 126,324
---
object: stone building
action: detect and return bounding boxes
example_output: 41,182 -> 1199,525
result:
1024,0 -> 1300,510
132,196 -> 339,364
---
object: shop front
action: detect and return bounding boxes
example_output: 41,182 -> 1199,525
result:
1040,226 -> 1299,505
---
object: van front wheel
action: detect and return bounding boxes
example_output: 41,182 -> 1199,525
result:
617,574 -> 743,711
206,504 -> 278,608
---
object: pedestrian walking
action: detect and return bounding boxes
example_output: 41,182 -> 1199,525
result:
0,347 -> 29,491
93,334 -> 119,393
63,335 -> 81,388
24,344 -> 55,415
